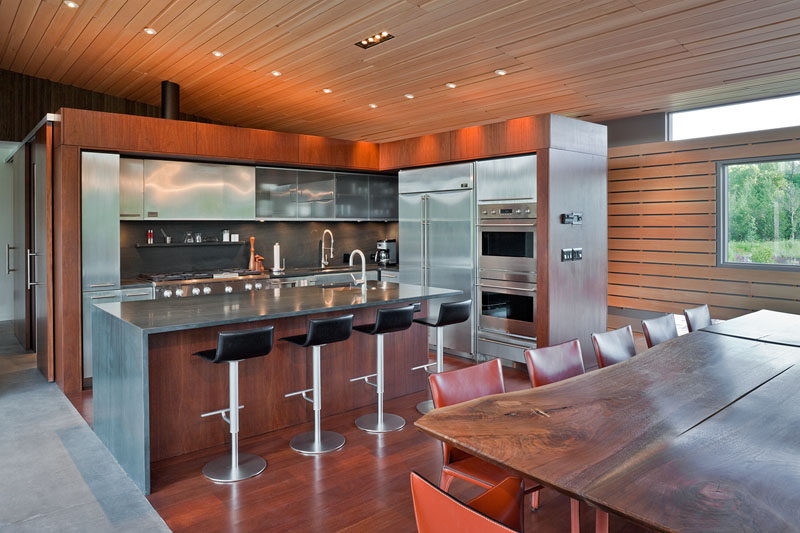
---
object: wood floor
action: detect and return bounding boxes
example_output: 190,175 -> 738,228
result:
68,353 -> 649,532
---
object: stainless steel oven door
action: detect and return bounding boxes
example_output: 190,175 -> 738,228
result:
478,220 -> 536,277
477,280 -> 536,339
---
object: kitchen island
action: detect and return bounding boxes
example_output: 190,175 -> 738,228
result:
91,281 -> 459,493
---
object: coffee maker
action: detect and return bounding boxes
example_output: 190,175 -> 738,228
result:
375,239 -> 397,266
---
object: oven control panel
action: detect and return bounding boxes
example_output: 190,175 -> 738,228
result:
479,202 -> 536,219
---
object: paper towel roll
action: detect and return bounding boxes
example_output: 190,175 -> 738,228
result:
273,242 -> 281,272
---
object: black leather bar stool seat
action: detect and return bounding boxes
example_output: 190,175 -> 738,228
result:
350,304 -> 417,433
411,299 -> 472,414
282,314 -> 353,454
193,326 -> 274,483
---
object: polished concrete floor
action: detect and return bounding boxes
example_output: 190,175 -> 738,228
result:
0,321 -> 169,532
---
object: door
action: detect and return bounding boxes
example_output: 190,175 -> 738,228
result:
31,127 -> 52,377
11,144 -> 31,349
398,193 -> 424,286
475,155 -> 536,202
81,152 -> 121,290
425,189 -> 474,356
82,290 -> 122,380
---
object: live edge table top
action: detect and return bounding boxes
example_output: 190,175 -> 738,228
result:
416,324 -> 800,532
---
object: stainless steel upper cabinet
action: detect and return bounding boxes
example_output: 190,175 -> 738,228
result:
119,158 -> 143,220
369,175 -> 398,220
334,173 -> 370,219
256,167 -> 298,218
475,154 -> 536,203
144,160 -> 255,220
297,170 -> 334,219
81,152 -> 120,290
398,162 -> 473,193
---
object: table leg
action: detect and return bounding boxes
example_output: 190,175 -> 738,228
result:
595,510 -> 609,533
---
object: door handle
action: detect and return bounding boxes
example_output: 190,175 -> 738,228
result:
123,291 -> 152,297
5,244 -> 15,274
89,283 -> 116,288
478,336 -> 535,349
26,249 -> 40,289
478,283 -> 537,292
477,223 -> 537,227
91,294 -> 118,300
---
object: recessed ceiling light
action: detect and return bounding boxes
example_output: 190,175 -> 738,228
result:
404,93 -> 414,99
64,0 -> 79,7
212,50 -> 224,57
271,70 -> 282,77
143,27 -> 157,35
494,69 -> 507,76
355,32 -> 394,49
445,82 -> 457,88
322,88 -> 332,94
369,103 -> 378,109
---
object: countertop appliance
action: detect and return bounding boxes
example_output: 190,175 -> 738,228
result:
398,163 -> 474,357
375,239 -> 397,266
139,269 -> 273,298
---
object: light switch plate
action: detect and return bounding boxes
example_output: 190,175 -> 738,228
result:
561,248 -> 573,261
573,248 -> 583,260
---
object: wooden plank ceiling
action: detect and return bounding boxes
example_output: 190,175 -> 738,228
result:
1,0 -> 800,142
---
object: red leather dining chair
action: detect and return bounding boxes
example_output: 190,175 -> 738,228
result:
429,359 -> 543,509
684,304 -> 711,332
591,326 -> 636,368
410,471 -> 523,532
523,339 -> 584,533
641,314 -> 679,348
524,339 -> 585,386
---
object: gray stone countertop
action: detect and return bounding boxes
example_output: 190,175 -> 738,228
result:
94,281 -> 459,334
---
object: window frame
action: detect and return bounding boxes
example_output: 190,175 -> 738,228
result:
717,154 -> 800,271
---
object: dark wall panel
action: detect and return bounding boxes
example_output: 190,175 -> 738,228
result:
0,69 -> 221,142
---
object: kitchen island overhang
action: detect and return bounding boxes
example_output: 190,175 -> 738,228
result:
91,281 -> 460,494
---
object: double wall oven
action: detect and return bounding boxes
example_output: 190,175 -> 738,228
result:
476,202 -> 537,363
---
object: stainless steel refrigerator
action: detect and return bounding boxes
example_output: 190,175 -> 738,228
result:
398,163 -> 474,357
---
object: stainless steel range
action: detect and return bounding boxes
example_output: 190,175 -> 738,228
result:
140,269 -> 276,298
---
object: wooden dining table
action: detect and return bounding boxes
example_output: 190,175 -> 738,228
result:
415,311 -> 800,532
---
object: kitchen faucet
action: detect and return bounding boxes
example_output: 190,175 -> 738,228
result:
349,249 -> 366,287
321,229 -> 334,268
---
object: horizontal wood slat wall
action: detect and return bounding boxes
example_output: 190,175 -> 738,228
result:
608,125 -> 800,320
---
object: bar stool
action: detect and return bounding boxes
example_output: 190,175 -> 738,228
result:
412,299 -> 472,414
350,304 -> 416,433
282,314 -> 354,454
193,325 -> 274,483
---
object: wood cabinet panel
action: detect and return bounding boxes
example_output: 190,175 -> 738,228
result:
378,132 -> 451,169
298,135 -> 379,170
450,116 -> 549,161
195,122 -> 299,163
60,108 -> 197,154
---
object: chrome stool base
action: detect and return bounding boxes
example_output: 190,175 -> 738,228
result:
355,412 -> 406,433
416,399 -> 434,414
290,430 -> 345,455
202,453 -> 266,483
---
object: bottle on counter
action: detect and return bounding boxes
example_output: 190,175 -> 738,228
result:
222,229 -> 230,242
147,229 -> 153,244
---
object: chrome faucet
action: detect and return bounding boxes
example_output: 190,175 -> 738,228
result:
349,249 -> 366,286
321,229 -> 334,268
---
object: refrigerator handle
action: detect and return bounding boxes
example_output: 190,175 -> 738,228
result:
5,244 -> 15,274
420,196 -> 426,285
27,249 -> 40,290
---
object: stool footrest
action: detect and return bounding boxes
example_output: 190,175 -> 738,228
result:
411,362 -> 436,372
349,373 -> 378,388
201,405 -> 243,425
285,388 -> 314,405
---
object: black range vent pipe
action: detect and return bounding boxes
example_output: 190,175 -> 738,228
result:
161,80 -> 180,120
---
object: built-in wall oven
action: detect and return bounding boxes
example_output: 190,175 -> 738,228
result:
476,202 -> 537,363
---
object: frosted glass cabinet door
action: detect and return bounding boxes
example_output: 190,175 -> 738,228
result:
256,167 -> 298,218
369,175 -> 398,221
334,173 -> 370,219
298,170 -> 335,218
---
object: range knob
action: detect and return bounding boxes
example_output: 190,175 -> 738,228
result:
203,286 -> 212,295
244,283 -> 253,291
254,282 -> 263,290
482,210 -> 488,215
491,210 -> 497,214
175,288 -> 184,297
192,287 -> 201,296
162,289 -> 173,298
516,209 -> 522,214
224,286 -> 233,294
525,208 -> 531,214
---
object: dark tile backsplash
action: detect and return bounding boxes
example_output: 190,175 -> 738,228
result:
120,220 -> 398,278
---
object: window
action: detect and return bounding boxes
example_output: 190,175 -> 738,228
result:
719,157 -> 800,268
670,94 -> 800,141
